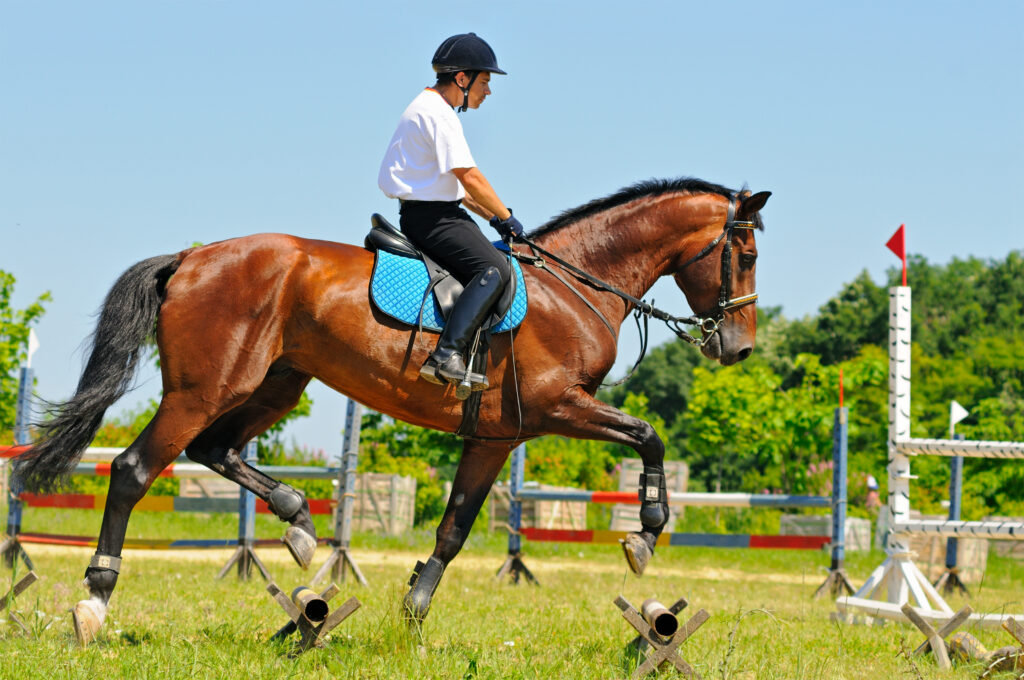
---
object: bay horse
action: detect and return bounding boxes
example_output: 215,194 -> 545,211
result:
13,178 -> 768,645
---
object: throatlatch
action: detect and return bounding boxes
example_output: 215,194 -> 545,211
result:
638,466 -> 669,528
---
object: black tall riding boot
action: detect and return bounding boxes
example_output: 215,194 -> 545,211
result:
420,265 -> 505,394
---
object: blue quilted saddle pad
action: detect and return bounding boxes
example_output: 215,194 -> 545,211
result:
369,242 -> 528,333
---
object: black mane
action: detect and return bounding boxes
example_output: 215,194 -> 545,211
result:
528,177 -> 739,238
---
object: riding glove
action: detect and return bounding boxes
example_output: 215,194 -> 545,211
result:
489,210 -> 524,239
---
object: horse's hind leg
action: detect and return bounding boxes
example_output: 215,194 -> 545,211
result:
405,439 -> 513,623
184,366 -> 317,568
546,388 -> 669,576
74,394 -> 224,645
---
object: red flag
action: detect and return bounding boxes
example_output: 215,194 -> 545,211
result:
886,224 -> 907,285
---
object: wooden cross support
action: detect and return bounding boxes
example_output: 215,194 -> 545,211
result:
1,570 -> 38,636
615,595 -> 709,679
267,581 -> 360,655
903,603 -> 974,670
0,534 -> 34,572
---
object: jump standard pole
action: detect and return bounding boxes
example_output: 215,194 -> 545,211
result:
218,440 -> 271,581
934,434 -> 968,596
2,363 -> 35,571
496,444 -> 538,585
313,398 -> 367,586
815,399 -> 855,599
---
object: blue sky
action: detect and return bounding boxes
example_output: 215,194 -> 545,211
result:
3,1 -> 1022,459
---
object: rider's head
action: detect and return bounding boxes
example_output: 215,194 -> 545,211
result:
432,33 -> 506,112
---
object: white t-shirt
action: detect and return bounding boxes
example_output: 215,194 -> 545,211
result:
378,88 -> 476,202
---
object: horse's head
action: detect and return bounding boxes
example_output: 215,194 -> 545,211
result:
673,190 -> 770,366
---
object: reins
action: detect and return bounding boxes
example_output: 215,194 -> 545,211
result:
509,192 -> 759,387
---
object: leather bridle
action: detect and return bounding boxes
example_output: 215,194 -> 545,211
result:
513,191 -> 758,349
674,191 -> 759,338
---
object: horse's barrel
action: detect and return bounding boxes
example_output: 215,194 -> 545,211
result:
640,599 -> 678,638
290,586 -> 329,622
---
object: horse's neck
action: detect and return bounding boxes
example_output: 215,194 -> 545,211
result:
534,193 -> 719,300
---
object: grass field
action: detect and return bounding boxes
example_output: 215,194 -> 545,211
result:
2,508 -> 1022,679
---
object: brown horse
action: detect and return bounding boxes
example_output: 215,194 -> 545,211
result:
13,177 -> 768,644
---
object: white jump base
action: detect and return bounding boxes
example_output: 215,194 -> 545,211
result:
836,597 -> 1015,629
837,286 -> 1024,628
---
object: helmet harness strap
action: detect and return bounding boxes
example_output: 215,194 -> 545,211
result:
458,70 -> 480,113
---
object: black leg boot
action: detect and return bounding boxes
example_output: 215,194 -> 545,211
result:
420,266 -> 505,394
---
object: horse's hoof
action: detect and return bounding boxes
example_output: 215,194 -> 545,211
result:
72,599 -> 105,646
283,526 -> 316,570
620,533 -> 653,576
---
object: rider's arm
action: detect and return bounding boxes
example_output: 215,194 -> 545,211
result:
453,167 -> 512,222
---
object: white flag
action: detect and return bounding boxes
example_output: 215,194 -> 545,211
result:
949,400 -> 969,437
27,328 -> 40,368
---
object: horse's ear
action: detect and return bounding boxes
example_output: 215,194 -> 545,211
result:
739,191 -> 771,217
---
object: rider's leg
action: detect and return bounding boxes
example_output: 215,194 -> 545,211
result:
399,201 -> 511,390
421,265 -> 506,389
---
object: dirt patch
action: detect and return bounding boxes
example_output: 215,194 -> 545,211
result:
24,543 -> 812,585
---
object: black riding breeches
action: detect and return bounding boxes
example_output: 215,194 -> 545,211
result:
399,200 -> 511,287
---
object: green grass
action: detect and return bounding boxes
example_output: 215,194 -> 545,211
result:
2,508 -> 1023,679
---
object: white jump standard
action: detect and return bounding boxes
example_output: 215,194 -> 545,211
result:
836,286 -> 1024,628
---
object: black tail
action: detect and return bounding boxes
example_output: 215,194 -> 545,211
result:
12,253 -> 182,493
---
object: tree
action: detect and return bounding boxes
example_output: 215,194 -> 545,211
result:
0,270 -> 50,442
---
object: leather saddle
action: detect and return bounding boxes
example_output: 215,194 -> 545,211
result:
364,213 -> 517,329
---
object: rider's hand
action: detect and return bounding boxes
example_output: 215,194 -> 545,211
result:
490,210 -> 524,240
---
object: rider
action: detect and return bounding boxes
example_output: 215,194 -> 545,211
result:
378,32 -> 524,395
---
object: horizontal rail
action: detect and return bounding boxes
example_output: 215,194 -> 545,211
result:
520,527 -> 830,550
69,461 -> 339,480
17,532 -> 333,550
1,445 -> 124,460
17,492 -> 334,515
895,438 -> 1024,459
891,519 -> 1024,540
514,488 -> 830,508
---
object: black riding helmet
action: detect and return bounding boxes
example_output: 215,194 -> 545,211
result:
432,33 -> 506,112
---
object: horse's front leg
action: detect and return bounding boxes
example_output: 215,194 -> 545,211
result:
404,439 -> 513,623
546,388 -> 669,575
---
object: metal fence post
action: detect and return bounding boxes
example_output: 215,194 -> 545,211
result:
217,440 -> 270,581
496,444 -> 537,584
2,366 -> 34,570
312,398 -> 367,586
935,434 -> 968,595
814,406 -> 854,598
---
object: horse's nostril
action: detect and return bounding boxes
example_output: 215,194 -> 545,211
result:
738,347 -> 752,362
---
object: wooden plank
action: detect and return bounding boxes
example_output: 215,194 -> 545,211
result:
901,603 -> 951,669
912,605 -> 972,657
1004,618 -> 1024,647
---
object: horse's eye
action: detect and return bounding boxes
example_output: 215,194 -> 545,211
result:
740,253 -> 757,269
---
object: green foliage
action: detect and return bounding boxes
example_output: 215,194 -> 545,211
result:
357,412 -> 463,525
667,251 -> 1023,518
70,400 -> 179,496
526,393 -> 675,491
0,270 -> 50,443
257,440 -> 334,499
